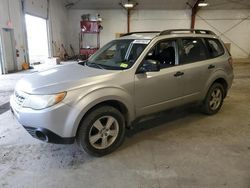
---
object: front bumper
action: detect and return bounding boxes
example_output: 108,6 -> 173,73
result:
22,125 -> 74,144
10,95 -> 75,144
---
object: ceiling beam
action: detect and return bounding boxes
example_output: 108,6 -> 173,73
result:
190,0 -> 202,29
127,9 -> 131,33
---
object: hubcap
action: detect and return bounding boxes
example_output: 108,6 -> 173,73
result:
88,116 -> 119,149
209,88 -> 222,110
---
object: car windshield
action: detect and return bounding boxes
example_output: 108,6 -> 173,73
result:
86,39 -> 150,70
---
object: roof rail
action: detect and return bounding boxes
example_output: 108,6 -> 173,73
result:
121,31 -> 160,37
159,29 -> 215,35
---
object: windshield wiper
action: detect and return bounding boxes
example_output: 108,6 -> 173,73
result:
78,60 -> 86,66
86,62 -> 105,70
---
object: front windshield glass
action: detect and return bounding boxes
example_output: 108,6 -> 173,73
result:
87,39 -> 150,70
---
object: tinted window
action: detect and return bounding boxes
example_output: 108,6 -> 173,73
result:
180,38 -> 208,63
205,38 -> 224,58
145,40 -> 176,69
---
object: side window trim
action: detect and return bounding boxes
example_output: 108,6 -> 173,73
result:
177,38 -> 185,65
201,38 -> 211,58
173,40 -> 179,66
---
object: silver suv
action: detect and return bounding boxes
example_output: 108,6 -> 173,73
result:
10,29 -> 234,156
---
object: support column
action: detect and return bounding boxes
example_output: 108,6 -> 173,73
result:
127,9 -> 131,33
190,0 -> 201,29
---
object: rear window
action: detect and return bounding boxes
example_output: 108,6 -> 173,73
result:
205,38 -> 225,58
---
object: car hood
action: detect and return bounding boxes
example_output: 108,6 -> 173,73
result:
15,63 -> 117,94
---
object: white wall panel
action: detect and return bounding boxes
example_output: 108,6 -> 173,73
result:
48,0 -> 69,53
68,9 -> 249,59
0,0 -> 10,28
131,10 -> 191,31
67,9 -> 191,52
24,0 -> 48,19
0,0 -> 26,70
68,9 -> 126,52
196,10 -> 250,58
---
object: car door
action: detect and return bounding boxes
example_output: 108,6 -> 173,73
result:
177,37 -> 211,103
134,39 -> 185,116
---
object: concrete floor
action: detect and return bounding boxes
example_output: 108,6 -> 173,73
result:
0,62 -> 249,188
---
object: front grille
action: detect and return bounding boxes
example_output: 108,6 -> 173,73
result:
14,90 -> 27,106
23,126 -> 37,137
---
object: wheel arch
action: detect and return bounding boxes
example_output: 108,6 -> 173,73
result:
68,88 -> 135,137
202,70 -> 229,100
80,99 -> 130,126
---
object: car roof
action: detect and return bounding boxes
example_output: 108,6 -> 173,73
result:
119,29 -> 219,40
119,33 -> 160,40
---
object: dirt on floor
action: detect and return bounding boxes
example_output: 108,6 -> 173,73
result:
0,63 -> 249,188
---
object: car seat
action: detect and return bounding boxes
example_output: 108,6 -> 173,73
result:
158,46 -> 175,68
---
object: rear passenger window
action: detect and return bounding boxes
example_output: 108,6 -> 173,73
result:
180,38 -> 208,64
205,38 -> 224,58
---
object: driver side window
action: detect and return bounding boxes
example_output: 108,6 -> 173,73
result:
145,40 -> 177,69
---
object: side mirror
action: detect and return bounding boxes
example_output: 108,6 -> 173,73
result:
137,59 -> 160,74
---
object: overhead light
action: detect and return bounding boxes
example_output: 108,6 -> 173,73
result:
119,1 -> 138,9
124,3 -> 134,8
198,2 -> 208,7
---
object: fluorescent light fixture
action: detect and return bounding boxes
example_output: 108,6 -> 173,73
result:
124,3 -> 134,8
119,1 -> 138,9
198,2 -> 208,7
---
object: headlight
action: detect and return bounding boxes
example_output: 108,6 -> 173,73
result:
22,92 -> 66,110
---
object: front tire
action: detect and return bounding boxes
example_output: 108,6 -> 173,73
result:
201,83 -> 224,115
76,106 -> 125,157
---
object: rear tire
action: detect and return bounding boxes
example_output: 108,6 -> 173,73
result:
201,83 -> 224,115
76,106 -> 125,157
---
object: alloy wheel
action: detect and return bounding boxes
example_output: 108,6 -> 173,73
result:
88,116 -> 119,149
209,88 -> 222,111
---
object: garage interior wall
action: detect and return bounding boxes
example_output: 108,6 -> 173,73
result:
67,9 -> 191,54
0,0 -> 68,70
0,0 -> 26,70
130,10 -> 191,31
1,1 -> 250,69
48,0 -> 69,55
68,9 -> 127,51
196,10 -> 250,59
67,8 -> 250,59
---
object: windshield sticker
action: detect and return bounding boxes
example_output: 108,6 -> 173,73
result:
120,63 -> 128,68
133,40 -> 150,44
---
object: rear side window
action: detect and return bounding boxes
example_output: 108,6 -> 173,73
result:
205,38 -> 224,58
180,38 -> 208,64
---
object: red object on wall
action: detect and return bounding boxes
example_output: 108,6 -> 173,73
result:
80,21 -> 101,32
79,21 -> 102,59
79,48 -> 98,56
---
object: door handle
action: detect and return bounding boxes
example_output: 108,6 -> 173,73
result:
174,71 -> 184,77
208,64 -> 215,69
